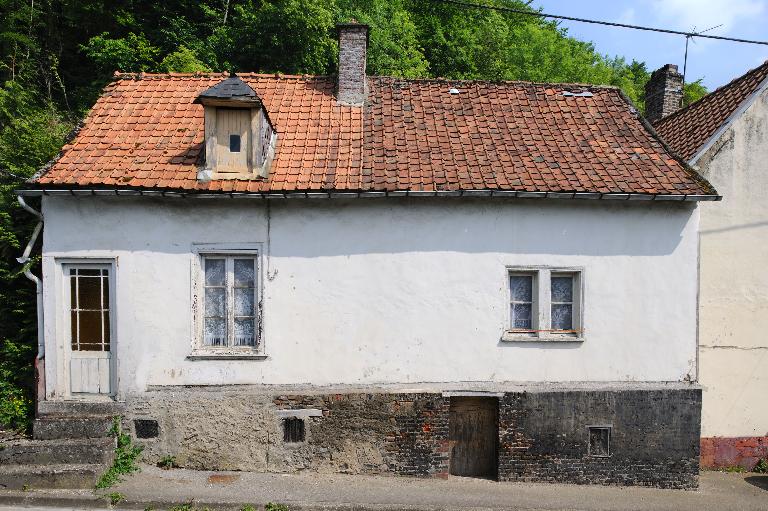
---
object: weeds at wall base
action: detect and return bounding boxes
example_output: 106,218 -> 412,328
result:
96,416 -> 143,489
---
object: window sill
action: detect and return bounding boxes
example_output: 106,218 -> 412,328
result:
501,331 -> 585,343
187,349 -> 267,360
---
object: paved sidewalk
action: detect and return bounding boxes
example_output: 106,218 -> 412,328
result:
0,466 -> 766,510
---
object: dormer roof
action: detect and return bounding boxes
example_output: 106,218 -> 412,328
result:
194,74 -> 262,107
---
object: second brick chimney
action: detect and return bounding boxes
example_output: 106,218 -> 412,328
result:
644,64 -> 684,123
337,22 -> 369,106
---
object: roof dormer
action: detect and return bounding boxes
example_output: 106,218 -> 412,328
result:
194,74 -> 277,181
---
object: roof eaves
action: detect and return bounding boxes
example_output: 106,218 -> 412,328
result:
15,186 -> 721,202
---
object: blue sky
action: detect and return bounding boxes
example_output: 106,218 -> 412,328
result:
532,0 -> 768,90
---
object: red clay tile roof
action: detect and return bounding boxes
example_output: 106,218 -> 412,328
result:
655,60 -> 768,162
34,72 -> 716,196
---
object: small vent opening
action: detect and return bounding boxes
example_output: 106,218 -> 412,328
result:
283,417 -> 305,443
588,426 -> 611,457
134,419 -> 159,439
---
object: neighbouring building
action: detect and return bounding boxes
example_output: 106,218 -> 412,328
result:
652,61 -> 768,470
14,24 -> 719,488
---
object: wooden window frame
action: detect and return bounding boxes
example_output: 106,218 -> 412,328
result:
502,266 -> 584,343
189,244 -> 266,360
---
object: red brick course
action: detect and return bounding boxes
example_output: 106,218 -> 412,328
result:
700,436 -> 768,470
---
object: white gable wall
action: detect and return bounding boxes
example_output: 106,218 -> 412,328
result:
695,85 -> 768,438
40,195 -> 699,398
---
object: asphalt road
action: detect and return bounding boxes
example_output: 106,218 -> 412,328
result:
1,468 -> 767,510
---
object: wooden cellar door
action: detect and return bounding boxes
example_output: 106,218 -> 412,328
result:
449,397 -> 498,478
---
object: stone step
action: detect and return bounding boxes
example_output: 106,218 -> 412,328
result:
37,400 -> 123,418
33,416 -> 114,440
0,463 -> 103,490
0,437 -> 115,465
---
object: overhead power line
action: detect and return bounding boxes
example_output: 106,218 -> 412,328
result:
430,0 -> 768,46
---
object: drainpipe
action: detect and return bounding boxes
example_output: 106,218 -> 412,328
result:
16,195 -> 44,360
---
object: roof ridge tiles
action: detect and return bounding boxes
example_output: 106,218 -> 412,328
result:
111,71 -> 621,91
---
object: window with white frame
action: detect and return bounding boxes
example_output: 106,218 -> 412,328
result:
201,255 -> 259,348
506,268 -> 582,339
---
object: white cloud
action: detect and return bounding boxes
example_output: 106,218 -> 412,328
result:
650,0 -> 765,34
616,7 -> 637,24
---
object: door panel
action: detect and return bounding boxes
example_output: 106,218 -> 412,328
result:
449,397 -> 498,478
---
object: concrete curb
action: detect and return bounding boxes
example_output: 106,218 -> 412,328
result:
0,491 -> 496,511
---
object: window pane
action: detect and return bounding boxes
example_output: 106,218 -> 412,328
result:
102,311 -> 110,349
70,310 -> 78,350
229,134 -> 241,152
512,303 -> 532,329
234,258 -> 255,287
234,287 -> 254,317
78,276 -> 102,309
551,303 -> 573,330
234,318 -> 255,346
510,275 -> 532,302
205,288 -> 226,317
551,276 -> 573,303
204,318 -> 226,346
77,268 -> 101,276
204,258 -> 225,286
78,310 -> 103,346
102,276 -> 109,309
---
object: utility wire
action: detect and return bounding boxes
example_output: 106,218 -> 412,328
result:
0,168 -> 26,181
430,0 -> 768,46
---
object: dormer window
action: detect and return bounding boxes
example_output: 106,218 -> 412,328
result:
194,74 -> 277,180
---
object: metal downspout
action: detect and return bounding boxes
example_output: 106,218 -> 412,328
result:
16,195 -> 44,360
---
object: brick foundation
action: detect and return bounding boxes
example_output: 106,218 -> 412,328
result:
701,436 -> 768,471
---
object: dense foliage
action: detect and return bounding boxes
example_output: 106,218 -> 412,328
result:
0,0 -> 708,431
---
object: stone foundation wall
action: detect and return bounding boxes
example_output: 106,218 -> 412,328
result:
498,389 -> 701,489
125,389 -> 449,477
122,384 -> 700,488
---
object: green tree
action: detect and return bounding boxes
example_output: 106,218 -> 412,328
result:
159,46 -> 211,73
684,78 -> 708,107
0,81 -> 69,430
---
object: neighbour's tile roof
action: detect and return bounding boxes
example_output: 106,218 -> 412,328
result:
34,72 -> 716,196
655,60 -> 768,161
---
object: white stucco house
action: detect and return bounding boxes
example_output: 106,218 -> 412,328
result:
15,24 -> 719,487
652,60 -> 768,470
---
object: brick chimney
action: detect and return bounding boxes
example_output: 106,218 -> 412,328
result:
644,64 -> 684,123
337,22 -> 369,106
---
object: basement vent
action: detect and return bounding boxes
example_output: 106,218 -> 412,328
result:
283,418 -> 305,443
588,426 -> 611,457
134,419 -> 160,439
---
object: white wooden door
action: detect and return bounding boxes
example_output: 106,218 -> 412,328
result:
65,265 -> 114,396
